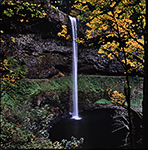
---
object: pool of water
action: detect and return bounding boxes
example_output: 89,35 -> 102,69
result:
50,109 -> 130,149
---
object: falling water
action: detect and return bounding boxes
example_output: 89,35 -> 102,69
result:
69,16 -> 81,120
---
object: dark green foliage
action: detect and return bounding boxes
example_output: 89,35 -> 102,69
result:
8,76 -> 142,109
61,136 -> 84,149
77,76 -> 143,109
0,102 -> 53,149
8,57 -> 27,76
95,98 -> 112,104
1,76 -> 143,109
53,136 -> 84,149
1,75 -> 142,149
50,0 -> 75,14
1,57 -> 27,91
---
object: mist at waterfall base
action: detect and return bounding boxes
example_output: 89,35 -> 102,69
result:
50,109 -> 125,149
69,16 -> 81,120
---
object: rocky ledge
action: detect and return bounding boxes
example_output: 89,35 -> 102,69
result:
2,34 -> 125,78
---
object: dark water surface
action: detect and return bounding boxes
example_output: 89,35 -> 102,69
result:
50,109 -> 129,149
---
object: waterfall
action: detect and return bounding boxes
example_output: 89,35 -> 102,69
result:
69,16 -> 81,120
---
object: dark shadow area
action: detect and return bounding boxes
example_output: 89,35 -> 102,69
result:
50,109 -> 128,149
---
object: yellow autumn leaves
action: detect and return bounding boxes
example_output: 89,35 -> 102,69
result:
73,0 -> 145,74
0,38 -> 5,43
0,58 -> 23,88
76,37 -> 85,44
1,59 -> 16,87
20,19 -> 29,22
98,41 -> 119,59
57,25 -> 67,36
11,36 -> 15,43
98,38 -> 144,72
1,36 -> 15,44
57,25 -> 70,40
57,25 -> 86,44
107,89 -> 126,105
57,25 -> 71,40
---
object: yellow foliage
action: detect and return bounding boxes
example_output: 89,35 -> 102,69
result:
66,35 -> 71,40
73,0 -> 145,73
0,58 -> 24,88
98,49 -> 104,54
107,89 -> 126,105
107,11 -> 113,16
20,19 -> 24,22
110,1 -> 116,7
11,37 -> 15,43
76,37 -> 85,44
57,25 -> 71,40
0,38 -> 5,43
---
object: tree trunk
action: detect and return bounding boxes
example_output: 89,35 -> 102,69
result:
124,76 -> 133,148
143,0 -> 148,148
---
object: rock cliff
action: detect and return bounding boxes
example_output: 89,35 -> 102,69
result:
1,6 -> 125,78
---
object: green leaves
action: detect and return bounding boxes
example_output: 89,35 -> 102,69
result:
0,30 -> 4,33
1,0 -> 47,24
95,98 -> 112,104
3,8 -> 14,17
1,57 -> 27,90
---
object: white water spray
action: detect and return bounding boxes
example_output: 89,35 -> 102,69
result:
69,16 -> 81,120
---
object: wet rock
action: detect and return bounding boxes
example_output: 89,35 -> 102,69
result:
1,2 -> 143,76
7,34 -> 125,78
38,67 -> 59,78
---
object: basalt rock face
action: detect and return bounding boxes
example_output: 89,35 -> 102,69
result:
11,34 -> 73,78
1,6 -> 125,78
2,33 -> 124,78
2,33 -> 125,78
78,46 -> 125,75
